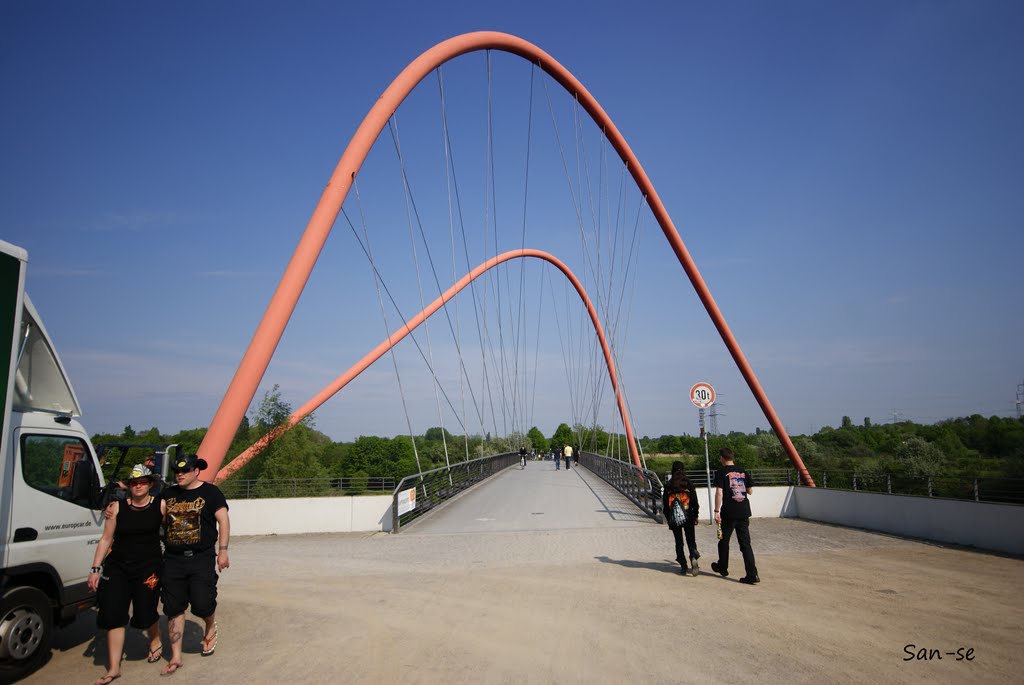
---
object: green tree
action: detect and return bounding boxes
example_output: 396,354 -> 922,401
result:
253,384 -> 291,432
550,423 -> 573,451
424,426 -> 453,443
657,435 -> 682,454
754,432 -> 785,464
527,427 -> 548,452
895,436 -> 944,478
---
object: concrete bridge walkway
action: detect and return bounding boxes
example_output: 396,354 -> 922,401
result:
407,458 -> 653,535
25,462 -> 1024,684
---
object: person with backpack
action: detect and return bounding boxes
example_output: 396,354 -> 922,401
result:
663,461 -> 700,576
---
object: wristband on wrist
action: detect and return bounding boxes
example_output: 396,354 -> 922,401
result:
90,566 -> 102,573
219,546 -> 228,550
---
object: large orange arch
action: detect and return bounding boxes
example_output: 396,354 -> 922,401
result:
216,249 -> 638,482
196,31 -> 814,486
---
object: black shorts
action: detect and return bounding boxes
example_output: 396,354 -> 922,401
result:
96,558 -> 161,630
161,552 -> 218,618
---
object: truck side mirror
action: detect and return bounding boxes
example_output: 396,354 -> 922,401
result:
70,457 -> 100,508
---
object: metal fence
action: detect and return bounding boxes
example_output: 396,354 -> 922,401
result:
391,452 -> 518,532
579,452 -> 665,523
805,470 -> 1024,504
668,468 -> 797,488
648,466 -> 1024,505
218,476 -> 395,499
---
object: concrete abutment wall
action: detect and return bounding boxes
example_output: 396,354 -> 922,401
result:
227,486 -> 1023,555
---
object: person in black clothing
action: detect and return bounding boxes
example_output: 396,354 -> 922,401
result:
711,447 -> 760,584
160,454 -> 230,675
88,464 -> 166,684
662,461 -> 700,576
519,446 -> 527,469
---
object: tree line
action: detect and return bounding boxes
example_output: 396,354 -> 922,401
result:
640,414 -> 1024,481
93,388 -> 1024,493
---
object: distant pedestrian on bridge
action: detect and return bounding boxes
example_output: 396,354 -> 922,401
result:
663,461 -> 700,576
711,447 -> 760,585
554,448 -> 560,469
520,446 -> 527,469
563,444 -> 573,470
573,445 -> 579,467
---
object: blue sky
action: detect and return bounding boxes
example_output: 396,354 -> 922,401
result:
2,1 -> 1022,444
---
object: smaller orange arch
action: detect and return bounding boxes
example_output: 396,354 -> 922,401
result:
215,248 -> 639,482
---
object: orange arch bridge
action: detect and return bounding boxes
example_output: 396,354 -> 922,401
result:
197,31 -> 814,486
217,249 -> 638,482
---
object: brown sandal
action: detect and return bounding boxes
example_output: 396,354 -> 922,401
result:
160,661 -> 183,676
201,621 -> 218,657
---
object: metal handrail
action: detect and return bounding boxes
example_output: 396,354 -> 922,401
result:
579,452 -> 665,523
218,476 -> 395,499
804,470 -> 1024,504
390,452 -> 518,532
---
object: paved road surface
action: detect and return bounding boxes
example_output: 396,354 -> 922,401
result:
407,459 -> 651,534
23,463 -> 1024,684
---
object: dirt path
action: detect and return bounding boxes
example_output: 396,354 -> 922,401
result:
26,517 -> 1023,684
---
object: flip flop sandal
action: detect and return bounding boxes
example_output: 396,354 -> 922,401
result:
96,674 -> 121,685
160,662 -> 183,676
147,645 -> 163,663
201,622 -> 218,657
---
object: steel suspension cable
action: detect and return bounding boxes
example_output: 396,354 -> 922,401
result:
338,205 -> 470,435
436,67 -> 473,461
435,67 -> 501,443
351,178 -> 423,476
388,115 -> 451,471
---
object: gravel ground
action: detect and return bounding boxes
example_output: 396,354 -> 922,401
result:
23,466 -> 1024,685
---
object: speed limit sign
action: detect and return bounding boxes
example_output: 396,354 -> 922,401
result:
689,382 -> 716,408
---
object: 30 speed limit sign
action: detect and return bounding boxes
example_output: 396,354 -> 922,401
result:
689,382 -> 716,409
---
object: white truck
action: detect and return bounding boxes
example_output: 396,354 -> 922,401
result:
0,240 -> 108,680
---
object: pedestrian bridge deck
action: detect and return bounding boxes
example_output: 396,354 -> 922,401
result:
407,458 -> 652,534
28,463 -> 1024,684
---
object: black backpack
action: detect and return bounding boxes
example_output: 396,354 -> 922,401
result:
667,492 -> 688,527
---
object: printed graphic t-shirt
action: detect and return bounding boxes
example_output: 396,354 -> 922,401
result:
714,465 -> 753,519
162,482 -> 229,553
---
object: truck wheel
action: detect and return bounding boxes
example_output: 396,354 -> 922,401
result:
0,586 -> 53,681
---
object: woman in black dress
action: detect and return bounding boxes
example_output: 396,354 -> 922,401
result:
88,464 -> 166,684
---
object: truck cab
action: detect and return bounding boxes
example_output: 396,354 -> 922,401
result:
0,241 -> 106,681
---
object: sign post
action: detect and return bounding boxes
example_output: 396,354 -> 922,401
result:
689,382 -> 716,525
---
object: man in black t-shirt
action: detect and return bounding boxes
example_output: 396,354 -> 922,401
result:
159,453 -> 230,674
711,447 -> 760,584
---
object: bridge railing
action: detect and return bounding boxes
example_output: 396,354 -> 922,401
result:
391,452 -> 518,532
657,467 -> 1024,505
579,452 -> 665,523
217,476 -> 395,499
803,470 -> 1024,504
673,468 -> 796,488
